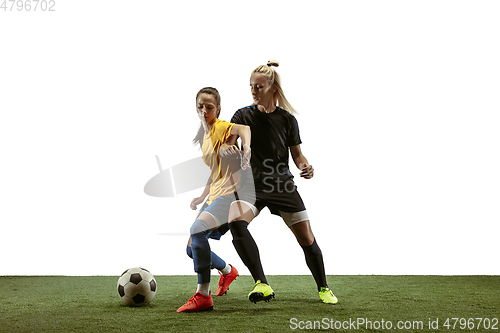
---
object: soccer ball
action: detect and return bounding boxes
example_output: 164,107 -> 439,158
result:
117,267 -> 157,306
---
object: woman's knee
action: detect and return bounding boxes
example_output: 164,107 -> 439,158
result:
228,201 -> 255,223
190,219 -> 210,235
290,220 -> 315,246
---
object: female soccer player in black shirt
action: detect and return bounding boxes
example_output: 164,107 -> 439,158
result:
223,61 -> 338,304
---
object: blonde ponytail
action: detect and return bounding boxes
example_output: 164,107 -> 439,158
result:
267,60 -> 280,67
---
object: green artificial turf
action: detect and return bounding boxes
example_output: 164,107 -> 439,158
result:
0,275 -> 499,332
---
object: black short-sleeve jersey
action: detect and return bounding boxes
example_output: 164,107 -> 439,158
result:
231,105 -> 302,192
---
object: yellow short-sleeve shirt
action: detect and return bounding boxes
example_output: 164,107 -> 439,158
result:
202,119 -> 241,205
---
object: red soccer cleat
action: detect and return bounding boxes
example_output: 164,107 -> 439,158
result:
176,291 -> 214,313
215,264 -> 239,296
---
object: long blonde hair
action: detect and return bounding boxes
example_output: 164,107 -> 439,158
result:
252,60 -> 296,114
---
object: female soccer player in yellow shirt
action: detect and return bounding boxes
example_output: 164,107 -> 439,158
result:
177,87 -> 251,312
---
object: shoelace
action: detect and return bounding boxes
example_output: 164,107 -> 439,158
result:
218,275 -> 226,286
219,271 -> 232,282
185,292 -> 202,306
320,288 -> 333,295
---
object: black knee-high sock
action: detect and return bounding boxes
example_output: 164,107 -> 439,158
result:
229,220 -> 267,284
301,239 -> 328,291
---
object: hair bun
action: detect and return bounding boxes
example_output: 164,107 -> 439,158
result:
267,60 -> 279,67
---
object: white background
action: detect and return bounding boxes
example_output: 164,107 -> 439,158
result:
1,0 -> 499,276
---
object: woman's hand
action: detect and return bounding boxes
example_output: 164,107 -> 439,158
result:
219,144 -> 251,170
241,145 -> 251,170
219,143 -> 242,159
190,197 -> 204,210
299,163 -> 314,179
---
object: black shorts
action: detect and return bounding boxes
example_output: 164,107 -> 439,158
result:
233,185 -> 309,227
255,186 -> 306,215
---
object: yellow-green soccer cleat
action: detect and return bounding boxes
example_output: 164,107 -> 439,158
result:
319,287 -> 338,304
248,280 -> 275,303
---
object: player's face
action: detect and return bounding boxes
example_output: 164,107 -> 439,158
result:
250,73 -> 276,105
196,93 -> 219,127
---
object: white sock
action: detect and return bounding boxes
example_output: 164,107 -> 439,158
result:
197,283 -> 210,297
220,264 -> 232,275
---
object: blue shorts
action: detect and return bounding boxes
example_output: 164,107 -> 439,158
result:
196,194 -> 235,240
